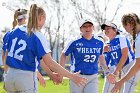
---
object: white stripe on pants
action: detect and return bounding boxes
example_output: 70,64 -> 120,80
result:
120,60 -> 140,93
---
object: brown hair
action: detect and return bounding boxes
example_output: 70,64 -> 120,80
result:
131,13 -> 140,24
27,4 -> 45,35
12,9 -> 27,29
121,13 -> 137,41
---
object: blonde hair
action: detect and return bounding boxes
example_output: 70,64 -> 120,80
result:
12,9 -> 27,29
27,4 -> 45,35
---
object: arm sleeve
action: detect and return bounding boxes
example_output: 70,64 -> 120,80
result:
62,40 -> 75,56
100,42 -> 104,55
2,32 -> 10,52
35,33 -> 51,60
119,36 -> 127,49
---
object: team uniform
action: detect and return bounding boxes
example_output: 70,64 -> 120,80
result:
2,31 -> 11,54
5,25 -> 51,93
102,41 -> 116,93
107,35 -> 140,93
63,35 -> 104,93
135,32 -> 140,61
102,50 -> 117,93
133,32 -> 140,89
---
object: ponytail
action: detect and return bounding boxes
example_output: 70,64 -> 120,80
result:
27,4 -> 38,35
12,9 -> 28,29
12,9 -> 20,29
27,4 -> 45,35
132,24 -> 136,41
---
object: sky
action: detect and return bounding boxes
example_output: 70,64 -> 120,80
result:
0,0 -> 140,31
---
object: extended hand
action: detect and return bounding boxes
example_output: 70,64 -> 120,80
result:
106,73 -> 116,84
71,72 -> 87,87
51,72 -> 62,85
111,80 -> 124,93
38,76 -> 46,87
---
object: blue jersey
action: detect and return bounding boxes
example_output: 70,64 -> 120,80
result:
104,52 -> 111,66
6,25 -> 51,72
63,36 -> 104,75
109,35 -> 135,67
2,31 -> 11,53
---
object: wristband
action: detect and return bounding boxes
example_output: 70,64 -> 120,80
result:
104,69 -> 111,76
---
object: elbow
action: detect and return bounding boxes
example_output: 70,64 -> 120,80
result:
135,58 -> 140,70
137,62 -> 140,69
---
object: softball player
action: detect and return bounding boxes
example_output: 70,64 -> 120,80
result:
111,13 -> 140,93
97,35 -> 117,93
4,8 -> 61,88
2,8 -> 28,72
59,19 -> 115,93
102,48 -> 117,93
5,4 -> 87,93
101,22 -> 140,93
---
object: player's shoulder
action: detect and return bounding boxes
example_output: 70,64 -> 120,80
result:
18,25 -> 26,32
135,32 -> 140,43
3,31 -> 11,37
65,35 -> 82,47
32,31 -> 48,44
113,35 -> 126,42
33,31 -> 45,39
94,35 -> 104,43
136,32 -> 140,39
116,34 -> 126,39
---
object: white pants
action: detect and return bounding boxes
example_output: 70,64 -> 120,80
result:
5,68 -> 37,93
120,61 -> 140,93
70,74 -> 98,93
102,65 -> 116,93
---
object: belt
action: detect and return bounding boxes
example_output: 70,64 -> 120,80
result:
74,71 -> 94,75
80,73 -> 94,75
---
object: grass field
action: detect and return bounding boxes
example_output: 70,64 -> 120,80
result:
0,76 -> 140,93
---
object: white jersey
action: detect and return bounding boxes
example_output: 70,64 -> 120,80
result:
135,32 -> 140,58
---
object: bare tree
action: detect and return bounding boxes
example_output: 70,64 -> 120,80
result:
69,0 -> 124,31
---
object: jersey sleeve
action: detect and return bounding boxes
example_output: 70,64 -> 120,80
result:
100,41 -> 104,55
2,31 -> 10,52
94,35 -> 104,55
135,35 -> 140,58
119,36 -> 127,49
62,40 -> 75,56
34,32 -> 51,59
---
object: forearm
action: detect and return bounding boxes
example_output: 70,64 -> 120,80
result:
2,50 -> 8,72
114,48 -> 128,75
40,60 -> 53,77
2,50 -> 5,66
99,55 -> 109,70
42,53 -> 73,79
59,53 -> 66,67
114,56 -> 127,75
121,61 -> 140,82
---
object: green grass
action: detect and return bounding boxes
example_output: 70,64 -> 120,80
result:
0,76 -> 140,93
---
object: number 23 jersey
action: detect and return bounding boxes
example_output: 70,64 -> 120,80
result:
63,36 -> 104,75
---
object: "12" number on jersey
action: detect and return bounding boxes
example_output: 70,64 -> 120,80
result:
8,38 -> 27,61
